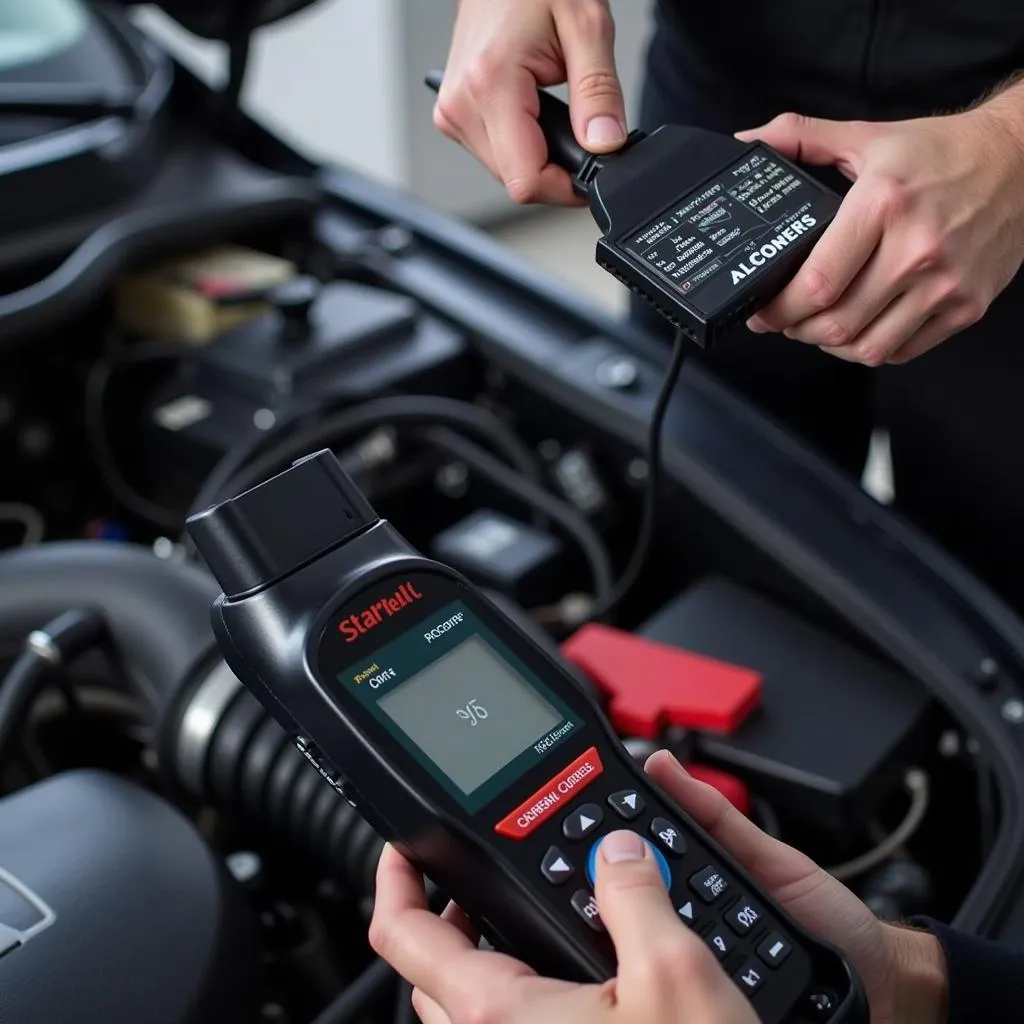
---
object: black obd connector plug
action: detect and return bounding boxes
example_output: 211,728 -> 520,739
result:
427,72 -> 842,348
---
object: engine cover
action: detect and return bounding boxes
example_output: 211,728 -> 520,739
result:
0,771 -> 260,1024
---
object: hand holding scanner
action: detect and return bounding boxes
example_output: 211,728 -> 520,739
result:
186,450 -> 868,1023
426,71 -> 841,347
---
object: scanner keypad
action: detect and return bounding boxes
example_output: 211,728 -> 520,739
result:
533,770 -> 803,1007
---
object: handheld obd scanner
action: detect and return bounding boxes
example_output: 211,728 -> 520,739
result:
186,449 -> 868,1023
426,71 -> 841,347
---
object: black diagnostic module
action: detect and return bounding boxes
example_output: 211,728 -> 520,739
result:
186,450 -> 867,1023
426,72 -> 842,347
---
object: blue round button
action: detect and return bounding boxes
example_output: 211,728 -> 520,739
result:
587,835 -> 672,889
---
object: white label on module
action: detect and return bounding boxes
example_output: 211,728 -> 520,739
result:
730,214 -> 817,284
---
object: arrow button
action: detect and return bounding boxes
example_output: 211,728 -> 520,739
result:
607,789 -> 645,821
677,901 -> 701,928
562,803 -> 604,841
540,846 -> 575,885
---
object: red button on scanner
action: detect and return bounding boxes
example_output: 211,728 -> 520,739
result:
495,747 -> 604,840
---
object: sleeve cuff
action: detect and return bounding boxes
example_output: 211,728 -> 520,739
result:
908,916 -> 1024,1022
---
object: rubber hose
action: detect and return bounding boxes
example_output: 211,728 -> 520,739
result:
0,608 -> 108,770
0,542 -> 219,716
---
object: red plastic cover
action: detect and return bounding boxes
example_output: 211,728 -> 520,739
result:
561,623 -> 762,738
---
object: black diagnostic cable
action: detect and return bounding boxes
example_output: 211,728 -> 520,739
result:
0,609 -> 108,772
588,326 -> 688,621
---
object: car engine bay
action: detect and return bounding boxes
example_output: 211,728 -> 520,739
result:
2,5 -> 1024,1023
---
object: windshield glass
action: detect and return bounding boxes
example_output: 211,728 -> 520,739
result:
0,0 -> 88,71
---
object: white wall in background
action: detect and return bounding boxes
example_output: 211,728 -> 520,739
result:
133,0 -> 654,221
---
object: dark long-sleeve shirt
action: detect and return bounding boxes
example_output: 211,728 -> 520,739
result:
650,0 -> 1024,129
922,919 -> 1024,1022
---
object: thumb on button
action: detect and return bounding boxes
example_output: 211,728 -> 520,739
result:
591,831 -> 682,963
594,830 -> 759,1020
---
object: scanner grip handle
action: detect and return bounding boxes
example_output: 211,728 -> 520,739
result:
424,70 -> 591,183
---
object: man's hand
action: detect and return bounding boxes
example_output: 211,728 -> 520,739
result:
739,86 -> 1024,366
370,829 -> 758,1024
369,750 -> 949,1024
434,0 -> 628,205
644,753 -> 948,1024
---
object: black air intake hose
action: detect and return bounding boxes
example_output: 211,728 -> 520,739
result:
0,542 -> 383,897
162,659 -> 384,896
